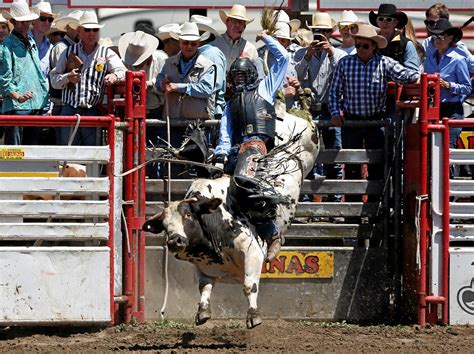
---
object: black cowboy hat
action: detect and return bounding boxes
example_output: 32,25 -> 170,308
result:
428,18 -> 463,42
369,4 -> 408,29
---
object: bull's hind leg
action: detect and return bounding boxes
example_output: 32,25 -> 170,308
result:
243,250 -> 264,329
195,270 -> 215,325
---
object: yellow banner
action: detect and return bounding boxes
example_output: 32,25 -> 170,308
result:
261,251 -> 334,279
0,148 -> 25,160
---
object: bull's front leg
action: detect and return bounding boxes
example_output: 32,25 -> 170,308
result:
243,248 -> 265,329
195,269 -> 215,325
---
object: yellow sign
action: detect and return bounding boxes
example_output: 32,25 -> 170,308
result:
261,251 -> 334,279
458,131 -> 474,149
0,148 -> 25,160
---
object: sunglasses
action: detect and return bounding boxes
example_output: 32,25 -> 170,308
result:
424,20 -> 438,27
39,16 -> 54,23
338,24 -> 355,31
433,34 -> 446,40
355,43 -> 371,50
377,16 -> 395,23
181,40 -> 198,46
313,28 -> 332,34
83,28 -> 100,32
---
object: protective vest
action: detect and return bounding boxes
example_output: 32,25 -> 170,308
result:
229,88 -> 277,150
49,38 -> 72,100
380,34 -> 409,65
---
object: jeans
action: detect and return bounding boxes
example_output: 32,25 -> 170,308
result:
3,109 -> 42,145
441,102 -> 464,177
57,105 -> 101,146
342,120 -> 385,202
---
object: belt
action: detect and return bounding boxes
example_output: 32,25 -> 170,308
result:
344,112 -> 385,120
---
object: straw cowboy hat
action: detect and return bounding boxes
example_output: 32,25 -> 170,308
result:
190,14 -> 218,36
351,23 -> 387,48
119,30 -> 158,67
428,18 -> 463,43
69,10 -> 104,30
338,10 -> 358,26
0,13 -> 13,31
3,0 -> 39,22
170,22 -> 209,42
33,1 -> 57,17
54,10 -> 83,32
293,28 -> 313,47
273,22 -> 292,40
219,4 -> 254,24
275,10 -> 300,34
369,4 -> 408,29
46,22 -> 65,35
307,12 -> 336,29
156,23 -> 181,41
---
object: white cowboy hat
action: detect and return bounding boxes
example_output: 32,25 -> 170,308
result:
170,22 -> 209,42
273,22 -> 292,40
306,12 -> 336,29
190,14 -> 218,36
33,1 -> 57,17
219,4 -> 254,24
0,13 -> 13,31
70,10 -> 104,30
338,10 -> 358,26
54,10 -> 83,32
156,23 -> 181,41
3,0 -> 39,22
351,23 -> 387,49
119,30 -> 158,67
293,28 -> 313,47
275,10 -> 300,34
46,22 -> 65,35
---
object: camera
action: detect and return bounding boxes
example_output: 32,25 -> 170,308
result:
313,33 -> 325,42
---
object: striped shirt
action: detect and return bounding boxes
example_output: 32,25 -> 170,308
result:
50,42 -> 126,108
329,53 -> 420,117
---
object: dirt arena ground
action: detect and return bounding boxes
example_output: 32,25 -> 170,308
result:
1,319 -> 473,352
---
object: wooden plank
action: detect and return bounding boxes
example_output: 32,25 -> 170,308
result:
316,149 -> 384,164
0,222 -> 109,240
0,146 -> 110,162
285,223 -> 375,239
0,200 -> 109,218
0,177 -> 109,194
146,179 -> 384,195
145,201 -> 381,218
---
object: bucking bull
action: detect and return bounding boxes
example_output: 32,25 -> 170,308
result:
143,106 -> 319,328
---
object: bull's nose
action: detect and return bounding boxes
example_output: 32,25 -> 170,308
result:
167,234 -> 187,251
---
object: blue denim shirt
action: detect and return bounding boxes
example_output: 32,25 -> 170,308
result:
199,44 -> 226,116
0,32 -> 49,113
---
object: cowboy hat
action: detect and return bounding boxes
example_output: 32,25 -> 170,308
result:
119,30 -> 158,67
54,10 -> 83,32
0,13 -> 13,31
156,23 -> 181,41
369,4 -> 408,29
219,4 -> 254,24
69,10 -> 104,30
135,22 -> 159,39
170,22 -> 209,42
273,22 -> 292,40
190,14 -> 218,37
306,12 -> 336,29
351,23 -> 387,48
3,0 -> 39,22
428,18 -> 463,42
293,28 -> 313,47
46,22 -> 65,35
33,1 -> 57,17
338,10 -> 358,26
275,10 -> 300,34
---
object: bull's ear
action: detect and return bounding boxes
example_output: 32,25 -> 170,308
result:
199,197 -> 222,214
142,215 -> 164,234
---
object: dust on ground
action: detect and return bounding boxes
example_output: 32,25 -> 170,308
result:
0,319 -> 473,352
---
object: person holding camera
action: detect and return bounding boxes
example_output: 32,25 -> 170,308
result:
294,12 -> 346,204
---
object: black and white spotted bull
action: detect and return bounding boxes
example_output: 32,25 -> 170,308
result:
143,105 -> 319,328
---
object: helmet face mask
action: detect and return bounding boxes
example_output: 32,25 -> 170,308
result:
230,58 -> 258,89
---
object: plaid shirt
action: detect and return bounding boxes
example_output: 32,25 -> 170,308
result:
329,54 -> 419,117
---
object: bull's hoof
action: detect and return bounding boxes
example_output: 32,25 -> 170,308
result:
246,308 -> 262,329
195,304 -> 211,326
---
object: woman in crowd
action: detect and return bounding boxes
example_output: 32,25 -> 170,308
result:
337,10 -> 358,55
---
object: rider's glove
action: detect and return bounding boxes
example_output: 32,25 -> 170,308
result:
214,154 -> 228,170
